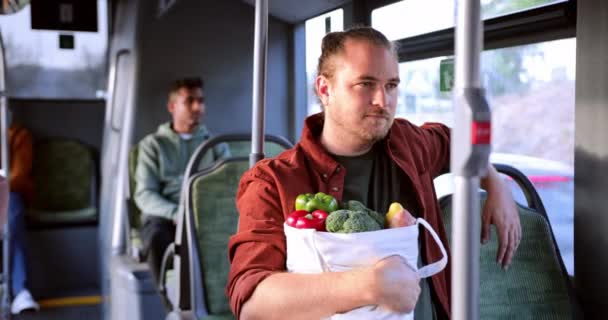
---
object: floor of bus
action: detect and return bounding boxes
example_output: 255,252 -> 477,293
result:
9,288 -> 102,320
9,225 -> 103,320
14,305 -> 101,320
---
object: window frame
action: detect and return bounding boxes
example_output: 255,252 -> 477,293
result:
366,0 -> 576,63
365,0 -> 577,274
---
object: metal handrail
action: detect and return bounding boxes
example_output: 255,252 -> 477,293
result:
451,1 -> 490,319
0,27 -> 12,320
250,0 -> 268,167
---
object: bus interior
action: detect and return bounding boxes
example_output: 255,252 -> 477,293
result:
0,0 -> 606,319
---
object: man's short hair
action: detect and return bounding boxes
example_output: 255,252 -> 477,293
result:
169,77 -> 204,102
316,26 -> 397,82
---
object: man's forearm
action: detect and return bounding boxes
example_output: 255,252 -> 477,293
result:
480,164 -> 502,192
240,268 -> 374,320
134,189 -> 178,220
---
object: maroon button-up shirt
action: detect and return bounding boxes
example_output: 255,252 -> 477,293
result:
227,113 -> 452,319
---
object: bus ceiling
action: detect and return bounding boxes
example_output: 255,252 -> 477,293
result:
158,0 -> 350,24
241,0 -> 350,24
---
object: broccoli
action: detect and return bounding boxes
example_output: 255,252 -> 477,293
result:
325,210 -> 350,232
343,200 -> 367,211
342,200 -> 386,229
366,209 -> 385,229
326,209 -> 382,233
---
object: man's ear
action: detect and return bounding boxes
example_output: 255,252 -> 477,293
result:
316,75 -> 332,107
167,100 -> 175,113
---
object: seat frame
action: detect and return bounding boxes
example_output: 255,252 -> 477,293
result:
183,157 -> 248,317
438,163 -> 580,318
164,133 -> 292,319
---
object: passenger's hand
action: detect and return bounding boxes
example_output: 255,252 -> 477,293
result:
481,170 -> 522,270
369,255 -> 420,313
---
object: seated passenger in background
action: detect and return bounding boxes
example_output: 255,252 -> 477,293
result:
6,117 -> 40,314
134,77 -> 229,297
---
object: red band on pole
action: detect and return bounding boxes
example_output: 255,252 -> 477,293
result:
472,121 -> 491,144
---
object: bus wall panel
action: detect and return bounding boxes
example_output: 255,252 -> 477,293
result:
9,99 -> 105,151
134,0 -> 292,144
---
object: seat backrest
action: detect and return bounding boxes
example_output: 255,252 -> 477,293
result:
179,134 -> 292,317
440,193 -> 575,318
31,139 -> 96,212
183,134 -> 293,182
189,159 -> 249,315
222,140 -> 290,159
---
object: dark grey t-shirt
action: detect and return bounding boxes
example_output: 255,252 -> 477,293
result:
333,143 -> 437,320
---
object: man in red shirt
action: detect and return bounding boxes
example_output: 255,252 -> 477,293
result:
227,27 -> 521,320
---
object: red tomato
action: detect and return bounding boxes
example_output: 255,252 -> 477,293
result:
286,210 -> 309,227
294,213 -> 326,231
287,210 -> 328,231
311,210 -> 329,220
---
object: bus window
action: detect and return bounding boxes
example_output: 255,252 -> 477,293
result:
305,8 -> 344,115
400,38 -> 576,274
396,38 -> 575,165
0,0 -> 108,99
372,0 -> 566,41
397,56 -> 453,126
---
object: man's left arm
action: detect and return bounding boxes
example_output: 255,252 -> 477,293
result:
480,164 -> 522,270
421,122 -> 521,268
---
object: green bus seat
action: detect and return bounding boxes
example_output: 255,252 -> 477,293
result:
221,140 -> 289,159
189,159 -> 249,318
165,134 -> 292,320
26,139 -> 98,225
440,193 -> 575,318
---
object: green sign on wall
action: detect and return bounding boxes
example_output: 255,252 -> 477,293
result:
440,58 -> 454,92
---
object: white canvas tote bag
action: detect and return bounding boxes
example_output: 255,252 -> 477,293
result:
284,218 -> 448,320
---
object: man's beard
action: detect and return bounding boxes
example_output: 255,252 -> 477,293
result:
361,107 -> 393,141
359,118 -> 392,142
333,112 -> 393,144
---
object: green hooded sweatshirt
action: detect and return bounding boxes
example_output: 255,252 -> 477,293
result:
134,122 -> 230,221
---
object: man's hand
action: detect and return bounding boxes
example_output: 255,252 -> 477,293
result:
369,255 -> 420,313
481,166 -> 522,270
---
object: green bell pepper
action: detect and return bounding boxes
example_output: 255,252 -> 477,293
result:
295,192 -> 339,213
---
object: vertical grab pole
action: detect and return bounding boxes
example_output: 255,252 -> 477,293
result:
110,51 -> 136,256
250,0 -> 268,167
451,1 -> 491,320
0,29 -> 11,320
0,31 -> 7,175
0,28 -> 11,319
101,1 -> 140,318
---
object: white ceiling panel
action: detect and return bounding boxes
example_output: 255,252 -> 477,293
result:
241,0 -> 349,24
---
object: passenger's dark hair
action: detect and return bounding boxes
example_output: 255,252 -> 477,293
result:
316,26 -> 396,82
169,77 -> 204,101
